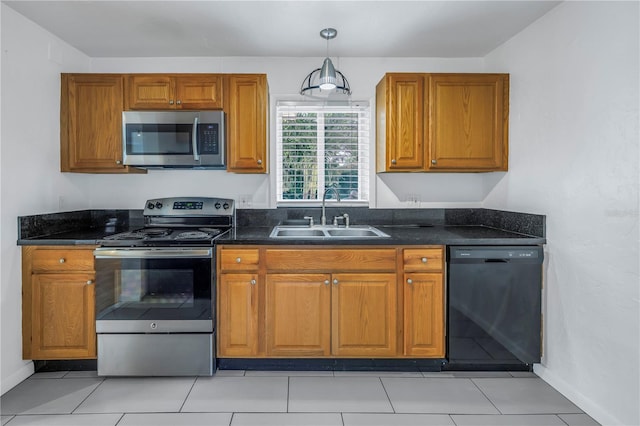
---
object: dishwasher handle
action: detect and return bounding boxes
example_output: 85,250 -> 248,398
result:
448,246 -> 543,264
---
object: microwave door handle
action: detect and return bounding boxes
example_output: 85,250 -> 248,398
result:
192,116 -> 200,161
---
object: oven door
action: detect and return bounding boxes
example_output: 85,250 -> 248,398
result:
94,247 -> 213,333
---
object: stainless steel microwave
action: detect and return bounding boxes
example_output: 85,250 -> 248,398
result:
122,111 -> 225,169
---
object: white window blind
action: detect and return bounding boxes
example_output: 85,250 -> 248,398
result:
276,102 -> 370,204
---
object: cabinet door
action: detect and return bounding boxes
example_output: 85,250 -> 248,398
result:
218,273 -> 259,357
265,274 -> 331,356
403,273 -> 444,357
125,75 -> 174,110
379,74 -> 425,171
428,74 -> 508,170
226,75 -> 268,173
331,273 -> 397,357
175,75 -> 223,109
31,273 -> 96,359
61,74 -> 129,172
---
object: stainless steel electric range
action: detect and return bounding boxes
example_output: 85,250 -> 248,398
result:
94,197 -> 234,376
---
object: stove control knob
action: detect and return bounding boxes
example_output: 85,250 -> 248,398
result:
215,202 -> 222,209
223,203 -> 230,210
155,202 -> 163,209
147,202 -> 155,209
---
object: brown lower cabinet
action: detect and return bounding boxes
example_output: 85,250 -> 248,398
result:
22,246 -> 97,360
217,245 -> 445,359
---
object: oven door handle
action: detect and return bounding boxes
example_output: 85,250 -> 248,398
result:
93,248 -> 212,259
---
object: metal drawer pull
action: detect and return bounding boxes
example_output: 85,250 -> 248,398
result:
236,257 -> 242,263
59,258 -> 65,264
333,279 -> 339,285
407,278 -> 413,285
421,257 -> 428,263
86,280 -> 94,285
324,280 -> 330,285
250,279 -> 256,285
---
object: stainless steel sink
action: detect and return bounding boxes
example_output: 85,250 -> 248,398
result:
269,225 -> 390,239
272,228 -> 326,237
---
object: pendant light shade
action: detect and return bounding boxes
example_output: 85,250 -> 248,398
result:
318,57 -> 337,90
300,28 -> 351,95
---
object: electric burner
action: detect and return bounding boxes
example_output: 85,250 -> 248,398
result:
99,197 -> 234,247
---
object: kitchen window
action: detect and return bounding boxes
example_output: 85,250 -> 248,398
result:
275,101 -> 370,204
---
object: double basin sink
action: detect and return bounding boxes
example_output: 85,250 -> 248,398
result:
270,224 -> 390,240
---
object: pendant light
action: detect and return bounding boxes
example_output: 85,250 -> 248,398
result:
300,28 -> 351,95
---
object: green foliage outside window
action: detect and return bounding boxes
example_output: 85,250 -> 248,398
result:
280,112 -> 360,201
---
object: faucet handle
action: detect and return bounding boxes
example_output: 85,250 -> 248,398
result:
303,216 -> 314,227
333,213 -> 350,227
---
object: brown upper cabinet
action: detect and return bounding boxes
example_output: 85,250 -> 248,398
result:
61,74 -> 143,173
376,73 -> 509,172
125,74 -> 223,110
225,74 -> 268,173
61,73 -> 268,174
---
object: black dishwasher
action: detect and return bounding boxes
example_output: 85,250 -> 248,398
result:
446,246 -> 543,370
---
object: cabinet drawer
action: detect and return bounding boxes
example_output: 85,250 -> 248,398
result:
265,249 -> 396,272
31,249 -> 94,273
403,248 -> 443,272
220,249 -> 260,271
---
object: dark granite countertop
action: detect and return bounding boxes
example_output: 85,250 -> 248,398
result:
218,224 -> 544,246
17,207 -> 546,246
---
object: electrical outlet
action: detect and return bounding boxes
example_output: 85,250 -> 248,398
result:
239,194 -> 252,208
405,193 -> 421,206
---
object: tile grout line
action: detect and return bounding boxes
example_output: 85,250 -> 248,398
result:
113,412 -> 126,426
468,378 -> 503,415
177,376 -> 199,412
377,376 -> 396,414
286,375 -> 290,413
68,376 -> 107,414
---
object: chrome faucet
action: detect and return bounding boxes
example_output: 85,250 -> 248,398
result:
321,187 -> 341,226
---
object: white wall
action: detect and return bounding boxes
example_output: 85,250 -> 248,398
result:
0,4 -> 93,393
483,2 -> 639,425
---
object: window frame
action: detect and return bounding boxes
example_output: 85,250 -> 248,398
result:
275,100 -> 371,207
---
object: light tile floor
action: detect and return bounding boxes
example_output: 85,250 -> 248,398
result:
0,370 -> 601,426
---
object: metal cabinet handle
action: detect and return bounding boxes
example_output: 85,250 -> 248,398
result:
86,280 -> 94,285
59,258 -> 65,264
176,100 -> 181,105
236,257 -> 242,263
333,279 -> 339,285
407,278 -> 413,285
250,279 -> 256,285
431,159 -> 437,165
115,160 -> 122,165
391,159 -> 397,165
421,257 -> 428,263
169,100 -> 174,105
324,280 -> 330,285
257,159 -> 263,165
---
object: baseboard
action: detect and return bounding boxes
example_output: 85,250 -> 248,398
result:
1,361 -> 34,395
534,364 -> 621,426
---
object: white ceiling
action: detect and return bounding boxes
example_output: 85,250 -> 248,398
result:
3,1 -> 561,58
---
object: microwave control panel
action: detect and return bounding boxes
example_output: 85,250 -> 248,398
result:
198,123 -> 219,154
